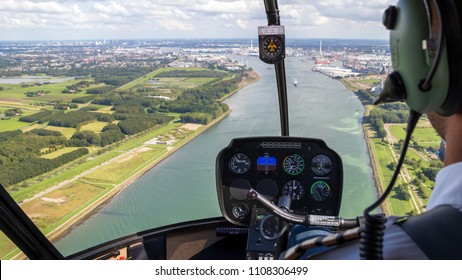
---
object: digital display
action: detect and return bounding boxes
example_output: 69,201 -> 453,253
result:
257,155 -> 277,174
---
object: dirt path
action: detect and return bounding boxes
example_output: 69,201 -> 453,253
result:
383,124 -> 425,213
383,123 -> 396,145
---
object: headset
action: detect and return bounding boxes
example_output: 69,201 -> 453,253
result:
375,0 -> 462,116
360,0 -> 462,259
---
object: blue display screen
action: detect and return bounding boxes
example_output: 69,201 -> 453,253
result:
257,155 -> 277,173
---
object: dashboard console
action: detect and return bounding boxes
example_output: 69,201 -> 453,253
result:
216,137 -> 343,227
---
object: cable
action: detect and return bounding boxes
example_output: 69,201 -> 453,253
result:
359,110 -> 421,259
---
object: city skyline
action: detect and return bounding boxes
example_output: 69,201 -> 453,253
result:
0,0 -> 396,41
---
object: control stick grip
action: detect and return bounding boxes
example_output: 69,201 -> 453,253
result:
248,188 -> 360,229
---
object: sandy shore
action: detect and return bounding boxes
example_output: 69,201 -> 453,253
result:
45,70 -> 261,244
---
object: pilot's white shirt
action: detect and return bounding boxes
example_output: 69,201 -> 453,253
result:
311,161 -> 462,260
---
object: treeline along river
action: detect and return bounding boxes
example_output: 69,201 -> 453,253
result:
55,56 -> 376,256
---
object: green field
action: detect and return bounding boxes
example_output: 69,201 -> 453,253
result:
371,121 -> 440,216
41,147 -> 81,159
370,138 -> 414,216
116,67 -> 231,98
83,146 -> 165,184
389,123 -> 441,150
44,126 -> 76,138
1,81 -> 81,101
0,117 -> 31,132
80,121 -> 109,133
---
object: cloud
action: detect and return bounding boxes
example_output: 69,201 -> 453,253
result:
93,1 -> 131,17
159,19 -> 193,31
0,0 -> 72,14
0,0 -> 396,40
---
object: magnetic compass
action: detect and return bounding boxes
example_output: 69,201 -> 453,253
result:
258,26 -> 285,64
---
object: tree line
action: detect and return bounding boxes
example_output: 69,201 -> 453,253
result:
354,89 -> 409,138
0,131 -> 89,187
160,73 -> 241,124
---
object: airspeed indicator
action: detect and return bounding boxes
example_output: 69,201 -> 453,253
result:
283,154 -> 305,175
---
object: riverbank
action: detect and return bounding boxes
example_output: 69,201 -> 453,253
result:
340,76 -> 391,215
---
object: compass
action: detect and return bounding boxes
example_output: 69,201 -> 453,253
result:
258,26 -> 285,64
260,35 -> 285,63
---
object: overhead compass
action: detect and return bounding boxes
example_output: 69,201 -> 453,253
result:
258,26 -> 285,64
260,36 -> 284,62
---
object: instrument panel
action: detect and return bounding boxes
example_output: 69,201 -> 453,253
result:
216,137 -> 343,226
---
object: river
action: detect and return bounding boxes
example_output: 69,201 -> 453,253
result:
54,56 -> 376,256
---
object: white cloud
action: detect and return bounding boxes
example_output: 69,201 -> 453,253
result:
159,19 -> 193,31
0,0 -> 70,14
0,0 -> 396,40
93,1 -> 131,17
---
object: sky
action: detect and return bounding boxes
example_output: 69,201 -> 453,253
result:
0,0 -> 397,41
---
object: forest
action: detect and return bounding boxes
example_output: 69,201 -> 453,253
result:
354,89 -> 409,138
0,130 -> 89,186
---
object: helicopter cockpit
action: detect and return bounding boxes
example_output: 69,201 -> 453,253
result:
2,0 -> 462,263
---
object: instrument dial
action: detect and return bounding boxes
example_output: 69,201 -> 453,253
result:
232,203 -> 249,219
310,181 -> 332,202
261,36 -> 284,61
283,154 -> 305,175
311,154 -> 333,176
228,153 -> 251,174
261,215 -> 279,239
282,180 -> 305,200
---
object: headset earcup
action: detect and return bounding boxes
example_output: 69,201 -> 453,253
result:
436,0 -> 462,116
386,0 -> 450,114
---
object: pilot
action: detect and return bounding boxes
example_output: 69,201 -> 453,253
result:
306,112 -> 462,260
308,0 -> 462,260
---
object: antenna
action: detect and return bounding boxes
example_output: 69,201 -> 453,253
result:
320,40 -> 323,56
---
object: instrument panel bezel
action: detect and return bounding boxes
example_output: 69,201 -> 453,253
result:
216,136 -> 343,226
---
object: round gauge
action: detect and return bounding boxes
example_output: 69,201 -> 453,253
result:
232,203 -> 249,219
261,36 -> 284,60
283,154 -> 305,175
260,215 -> 279,239
228,153 -> 251,174
282,180 -> 305,200
255,179 -> 278,200
229,179 -> 251,200
310,181 -> 332,202
311,154 -> 333,176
